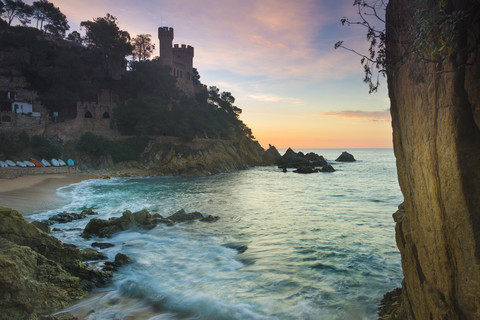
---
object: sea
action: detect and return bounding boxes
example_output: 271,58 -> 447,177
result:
31,148 -> 404,320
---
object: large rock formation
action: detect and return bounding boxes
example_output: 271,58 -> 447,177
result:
386,0 -> 480,318
141,137 -> 271,176
76,137 -> 276,177
0,206 -> 112,319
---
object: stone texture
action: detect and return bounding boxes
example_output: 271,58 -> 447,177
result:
0,206 -> 112,319
82,208 -> 215,238
141,137 -> 272,176
386,1 -> 480,318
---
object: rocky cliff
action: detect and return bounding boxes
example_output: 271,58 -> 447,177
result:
386,0 -> 480,318
80,137 -> 278,177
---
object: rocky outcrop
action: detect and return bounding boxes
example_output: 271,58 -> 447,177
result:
42,208 -> 98,225
79,137 -> 275,177
82,208 -> 218,238
141,137 -> 272,176
263,144 -> 282,164
0,206 -> 112,319
278,148 -> 332,173
385,0 -> 480,318
335,151 -> 355,162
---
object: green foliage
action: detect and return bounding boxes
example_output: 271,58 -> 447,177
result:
0,26 -> 102,115
131,34 -> 155,62
32,0 -> 69,37
31,134 -> 61,158
105,136 -> 149,163
336,0 -> 386,93
75,132 -> 107,156
1,0 -> 32,26
81,14 -> 132,62
409,0 -> 473,66
0,130 -> 30,156
338,0 -> 480,92
75,132 -> 149,163
114,94 -> 171,136
125,60 -> 179,100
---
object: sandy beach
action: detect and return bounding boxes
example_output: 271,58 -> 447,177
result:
0,174 -> 88,216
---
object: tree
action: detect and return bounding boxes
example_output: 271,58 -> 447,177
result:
192,68 -> 201,85
131,34 -> 155,61
1,0 -> 32,26
336,0 -> 476,93
81,14 -> 132,59
335,0 -> 386,93
32,0 -> 69,36
66,30 -> 82,44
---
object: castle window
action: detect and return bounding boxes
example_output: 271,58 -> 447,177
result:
2,115 -> 11,122
187,72 -> 191,80
180,71 -> 183,78
102,112 -> 110,119
84,111 -> 93,118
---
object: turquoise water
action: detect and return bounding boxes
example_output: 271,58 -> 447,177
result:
34,149 -> 403,319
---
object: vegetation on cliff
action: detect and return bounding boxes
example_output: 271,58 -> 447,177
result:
0,2 -> 256,142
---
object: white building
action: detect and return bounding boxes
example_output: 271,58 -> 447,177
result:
12,100 -> 33,114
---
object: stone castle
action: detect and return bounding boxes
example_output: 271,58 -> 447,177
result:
0,26 -> 197,141
158,27 -> 195,96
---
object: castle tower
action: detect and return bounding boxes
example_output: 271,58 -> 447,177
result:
158,27 -> 174,66
158,26 -> 195,96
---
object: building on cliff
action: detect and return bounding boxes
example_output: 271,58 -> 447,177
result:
158,27 -> 195,96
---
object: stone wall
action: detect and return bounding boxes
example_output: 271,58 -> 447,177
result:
386,0 -> 480,318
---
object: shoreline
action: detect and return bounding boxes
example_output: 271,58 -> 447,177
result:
0,173 -> 89,216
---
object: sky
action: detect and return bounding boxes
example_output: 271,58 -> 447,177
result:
22,0 -> 392,149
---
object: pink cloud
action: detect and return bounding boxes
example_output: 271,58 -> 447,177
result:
317,109 -> 391,121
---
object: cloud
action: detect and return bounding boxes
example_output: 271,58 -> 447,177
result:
317,109 -> 391,121
248,93 -> 303,105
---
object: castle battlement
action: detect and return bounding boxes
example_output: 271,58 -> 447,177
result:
173,44 -> 194,57
158,27 -> 173,38
158,27 -> 195,96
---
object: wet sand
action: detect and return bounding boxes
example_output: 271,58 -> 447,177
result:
0,174 -> 88,215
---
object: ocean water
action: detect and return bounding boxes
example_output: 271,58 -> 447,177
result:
32,148 -> 403,320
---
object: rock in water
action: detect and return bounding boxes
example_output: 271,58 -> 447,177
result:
293,166 -> 318,174
335,151 -> 355,162
263,144 -> 282,164
167,209 -> 204,222
319,165 -> 335,172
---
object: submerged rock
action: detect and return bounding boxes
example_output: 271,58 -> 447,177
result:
92,242 -> 115,249
335,151 -> 356,162
223,242 -> 248,254
42,209 -> 98,225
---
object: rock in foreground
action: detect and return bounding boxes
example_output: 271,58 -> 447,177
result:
0,206 -> 112,320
